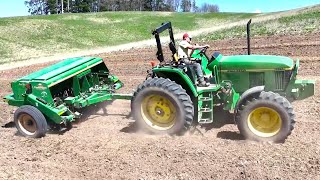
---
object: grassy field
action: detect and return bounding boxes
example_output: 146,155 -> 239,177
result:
0,11 -> 255,64
198,6 -> 320,41
0,5 -> 319,65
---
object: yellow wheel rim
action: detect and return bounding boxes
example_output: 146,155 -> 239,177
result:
18,113 -> 37,136
247,107 -> 282,137
141,95 -> 177,130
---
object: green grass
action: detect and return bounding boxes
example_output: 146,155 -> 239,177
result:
0,11 -> 256,64
1,6 -> 319,64
198,8 -> 320,42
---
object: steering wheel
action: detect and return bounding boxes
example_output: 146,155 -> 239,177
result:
197,46 -> 209,55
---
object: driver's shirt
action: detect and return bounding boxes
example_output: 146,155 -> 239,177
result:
178,40 -> 192,59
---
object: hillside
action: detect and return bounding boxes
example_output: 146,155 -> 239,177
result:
0,11 -> 254,64
0,4 -> 319,66
199,5 -> 320,41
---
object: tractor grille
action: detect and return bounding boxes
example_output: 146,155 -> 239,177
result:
249,72 -> 264,87
275,71 -> 292,91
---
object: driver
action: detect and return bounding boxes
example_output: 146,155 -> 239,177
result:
178,33 -> 210,87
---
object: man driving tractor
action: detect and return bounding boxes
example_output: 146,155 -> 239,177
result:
178,33 -> 210,87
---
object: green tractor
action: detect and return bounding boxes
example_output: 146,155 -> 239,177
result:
131,21 -> 315,143
3,21 -> 315,143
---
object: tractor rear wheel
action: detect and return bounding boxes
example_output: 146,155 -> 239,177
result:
131,78 -> 194,135
14,105 -> 48,138
236,91 -> 295,143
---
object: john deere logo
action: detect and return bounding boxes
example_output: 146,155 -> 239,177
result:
41,91 -> 48,98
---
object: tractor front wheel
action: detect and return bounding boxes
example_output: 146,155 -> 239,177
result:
14,105 -> 48,138
236,91 -> 295,143
131,78 -> 194,135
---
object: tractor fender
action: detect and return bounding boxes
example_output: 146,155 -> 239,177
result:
152,67 -> 198,97
234,86 -> 264,113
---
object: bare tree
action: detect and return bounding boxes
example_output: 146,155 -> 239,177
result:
200,3 -> 219,12
61,0 -> 64,13
25,0 -> 49,15
191,0 -> 198,12
174,0 -> 180,11
67,0 -> 70,12
180,0 -> 191,12
26,0 -> 207,14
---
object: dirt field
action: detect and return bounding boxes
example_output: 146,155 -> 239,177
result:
0,32 -> 319,180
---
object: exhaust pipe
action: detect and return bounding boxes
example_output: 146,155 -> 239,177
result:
247,19 -> 252,55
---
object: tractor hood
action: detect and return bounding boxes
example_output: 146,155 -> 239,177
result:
220,55 -> 294,71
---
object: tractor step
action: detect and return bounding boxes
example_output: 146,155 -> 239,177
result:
197,84 -> 217,91
200,108 -> 212,112
199,97 -> 212,101
197,92 -> 214,124
198,118 -> 212,124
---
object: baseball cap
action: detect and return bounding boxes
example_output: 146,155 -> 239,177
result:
183,33 -> 192,40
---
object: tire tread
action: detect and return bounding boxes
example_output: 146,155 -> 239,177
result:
131,77 -> 194,134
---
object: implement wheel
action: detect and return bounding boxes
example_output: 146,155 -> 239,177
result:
14,105 -> 48,138
131,78 -> 194,135
236,91 -> 295,143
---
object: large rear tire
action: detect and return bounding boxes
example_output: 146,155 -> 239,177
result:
131,78 -> 194,135
14,105 -> 48,138
236,91 -> 295,143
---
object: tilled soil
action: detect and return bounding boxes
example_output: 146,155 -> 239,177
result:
0,32 -> 320,180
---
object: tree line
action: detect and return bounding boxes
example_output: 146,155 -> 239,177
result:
24,0 -> 219,15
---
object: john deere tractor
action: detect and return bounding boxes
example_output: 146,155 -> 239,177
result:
3,21 -> 315,143
131,21 -> 315,143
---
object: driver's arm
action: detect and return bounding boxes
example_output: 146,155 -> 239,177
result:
188,44 -> 209,50
186,44 -> 210,57
181,40 -> 209,50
